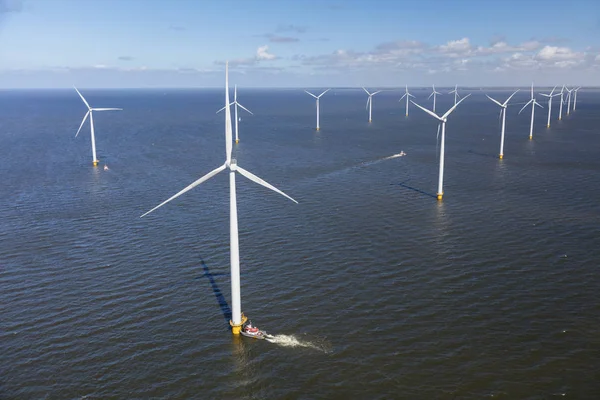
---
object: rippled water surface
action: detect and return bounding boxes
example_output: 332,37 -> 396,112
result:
1,88 -> 600,399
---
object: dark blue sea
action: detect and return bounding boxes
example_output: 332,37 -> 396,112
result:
1,87 -> 600,399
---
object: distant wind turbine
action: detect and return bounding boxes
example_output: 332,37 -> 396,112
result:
558,85 -> 565,121
411,94 -> 471,200
573,87 -> 582,111
141,62 -> 298,335
565,87 -> 573,115
363,87 -> 382,123
304,89 -> 330,130
519,83 -> 543,140
486,89 -> 519,159
539,86 -> 560,128
428,84 -> 442,113
74,87 -> 122,167
217,85 -> 253,144
448,84 -> 461,106
399,85 -> 415,116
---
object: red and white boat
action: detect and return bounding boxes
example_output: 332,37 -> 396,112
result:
240,321 -> 265,339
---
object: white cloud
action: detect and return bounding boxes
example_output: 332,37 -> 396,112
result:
438,38 -> 473,57
536,45 -> 582,61
256,45 -> 276,60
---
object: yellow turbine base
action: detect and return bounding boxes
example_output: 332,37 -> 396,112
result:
235,139 -> 239,144
368,120 -> 372,123
230,313 -> 248,335
437,193 -> 443,201
499,154 -> 503,159
93,160 -> 99,167
316,127 -> 320,131
547,124 -> 550,128
529,136 -> 533,140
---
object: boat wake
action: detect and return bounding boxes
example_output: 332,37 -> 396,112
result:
357,151 -> 407,168
263,333 -> 332,353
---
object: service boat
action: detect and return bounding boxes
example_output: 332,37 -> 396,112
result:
240,322 -> 266,339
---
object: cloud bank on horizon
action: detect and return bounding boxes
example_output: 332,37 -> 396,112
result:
0,0 -> 599,88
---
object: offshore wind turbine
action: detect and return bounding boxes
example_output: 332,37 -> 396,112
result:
411,94 -> 471,201
141,62 -> 298,335
558,85 -> 565,120
217,85 -> 253,144
363,87 -> 382,123
486,89 -> 519,159
399,85 -> 415,116
428,84 -> 442,113
540,86 -> 560,128
565,87 -> 573,115
573,87 -> 581,111
519,83 -> 543,140
448,84 -> 461,106
304,89 -> 330,130
74,87 -> 122,166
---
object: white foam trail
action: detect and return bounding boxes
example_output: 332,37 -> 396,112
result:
382,151 -> 406,161
264,333 -> 332,353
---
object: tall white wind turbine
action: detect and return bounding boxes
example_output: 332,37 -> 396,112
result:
399,85 -> 415,116
448,84 -> 461,106
363,87 -> 382,123
141,62 -> 298,335
428,84 -> 442,113
519,83 -> 543,140
565,87 -> 573,115
304,89 -> 330,130
486,89 -> 519,159
74,87 -> 122,166
539,86 -> 560,128
558,85 -> 565,121
573,87 -> 581,111
217,85 -> 253,144
411,94 -> 471,201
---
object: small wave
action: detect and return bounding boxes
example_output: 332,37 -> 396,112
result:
264,333 -> 332,353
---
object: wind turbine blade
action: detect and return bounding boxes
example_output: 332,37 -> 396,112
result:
519,100 -> 533,115
236,102 -> 253,115
372,90 -> 382,96
410,100 -> 441,121
535,101 -> 544,109
74,87 -> 91,109
549,85 -> 557,96
486,95 -> 503,107
304,90 -> 318,98
216,105 -> 227,114
539,94 -> 550,98
503,89 -> 520,106
408,93 -> 415,98
236,166 -> 298,204
399,93 -> 407,101
441,93 -> 471,119
140,164 -> 227,218
362,87 -> 371,95
75,111 -> 90,137
428,92 -> 434,100
91,108 -> 122,111
318,88 -> 330,97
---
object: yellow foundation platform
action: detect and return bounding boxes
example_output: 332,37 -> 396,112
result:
499,154 -> 503,159
230,313 -> 248,335
437,193 -> 443,201
93,160 -> 99,167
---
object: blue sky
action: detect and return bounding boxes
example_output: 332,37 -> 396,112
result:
1,0 -> 599,88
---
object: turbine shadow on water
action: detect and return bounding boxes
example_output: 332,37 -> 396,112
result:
393,180 -> 437,199
195,258 -> 232,327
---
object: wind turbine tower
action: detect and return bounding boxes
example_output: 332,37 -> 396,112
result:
486,89 -> 519,159
411,94 -> 471,200
519,83 -> 543,140
141,62 -> 298,335
305,89 -> 330,130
